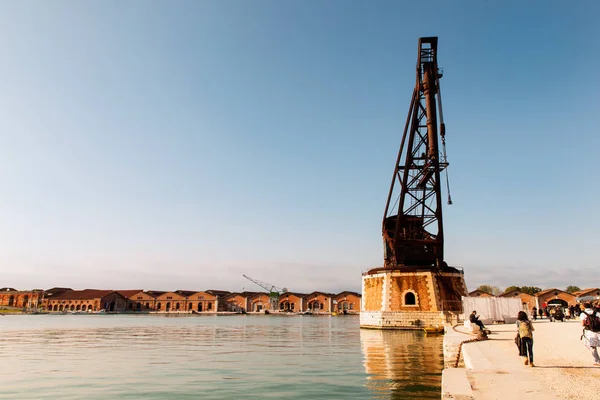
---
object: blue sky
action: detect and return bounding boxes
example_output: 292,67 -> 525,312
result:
1,1 -> 598,293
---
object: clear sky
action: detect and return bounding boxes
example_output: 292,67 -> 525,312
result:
1,1 -> 598,293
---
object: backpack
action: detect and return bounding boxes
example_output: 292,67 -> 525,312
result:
584,311 -> 600,332
518,321 -> 532,338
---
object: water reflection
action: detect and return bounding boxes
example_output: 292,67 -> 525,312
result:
360,329 -> 443,399
0,315 -> 441,399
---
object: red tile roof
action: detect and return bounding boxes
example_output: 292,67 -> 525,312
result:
115,290 -> 144,298
304,291 -> 334,298
52,289 -> 114,300
280,292 -> 307,298
573,288 -> 600,296
535,288 -> 561,296
175,290 -> 196,297
333,291 -> 361,298
206,290 -> 231,297
144,291 -> 167,298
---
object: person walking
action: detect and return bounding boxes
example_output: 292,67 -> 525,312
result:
532,307 -> 537,320
580,302 -> 600,366
517,311 -> 535,367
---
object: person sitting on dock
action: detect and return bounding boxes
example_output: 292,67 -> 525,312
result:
470,311 -> 485,331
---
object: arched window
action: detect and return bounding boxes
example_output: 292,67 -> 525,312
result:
8,295 -> 14,306
59,305 -> 64,311
145,302 -> 150,309
166,302 -> 171,312
157,302 -> 162,311
188,303 -> 192,310
207,302 -> 212,311
175,303 -> 180,311
404,292 -> 416,306
87,304 -> 93,311
53,305 -> 58,311
198,303 -> 203,312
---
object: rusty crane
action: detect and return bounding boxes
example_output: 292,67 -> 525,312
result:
382,36 -> 454,271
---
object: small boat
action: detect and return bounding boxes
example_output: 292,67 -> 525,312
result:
423,326 -> 445,335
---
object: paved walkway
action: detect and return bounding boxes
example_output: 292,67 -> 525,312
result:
459,318 -> 600,400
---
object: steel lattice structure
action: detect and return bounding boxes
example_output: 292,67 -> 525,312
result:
383,37 -> 450,269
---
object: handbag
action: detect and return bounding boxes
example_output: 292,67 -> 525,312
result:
514,333 -> 523,355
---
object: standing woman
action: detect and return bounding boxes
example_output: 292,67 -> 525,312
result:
517,311 -> 535,367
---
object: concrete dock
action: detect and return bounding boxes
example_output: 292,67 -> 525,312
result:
442,319 -> 600,399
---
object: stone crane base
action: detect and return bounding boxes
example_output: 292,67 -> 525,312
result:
360,311 -> 446,329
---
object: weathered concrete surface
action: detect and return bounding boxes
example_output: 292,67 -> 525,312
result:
443,324 -> 467,368
442,368 -> 474,400
443,319 -> 600,400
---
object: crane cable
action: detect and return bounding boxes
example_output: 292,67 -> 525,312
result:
436,76 -> 453,205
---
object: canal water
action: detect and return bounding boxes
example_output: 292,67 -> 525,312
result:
0,315 -> 443,399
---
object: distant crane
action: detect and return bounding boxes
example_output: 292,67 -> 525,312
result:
242,274 -> 288,311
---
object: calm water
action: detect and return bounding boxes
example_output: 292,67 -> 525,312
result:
0,315 -> 443,399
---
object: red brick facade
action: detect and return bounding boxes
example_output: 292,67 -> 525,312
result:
154,292 -> 187,312
220,293 -> 248,312
4,286 -> 362,314
185,291 -> 217,312
0,288 -> 44,308
304,292 -> 333,313
279,292 -> 305,312
333,291 -> 361,313
47,290 -> 128,312
247,293 -> 273,312
572,288 -> 600,300
536,288 -> 576,308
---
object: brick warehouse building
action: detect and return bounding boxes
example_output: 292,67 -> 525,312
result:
536,288 -> 576,309
572,288 -> 600,300
182,291 -> 217,312
47,290 -> 129,312
219,292 -> 254,312
333,291 -> 361,314
5,286 -> 361,314
0,288 -> 44,308
126,290 -> 158,311
500,289 -> 537,312
279,292 -> 306,312
247,292 -> 273,312
304,291 -> 334,313
123,290 -> 218,312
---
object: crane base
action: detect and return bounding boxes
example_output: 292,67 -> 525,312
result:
360,267 -> 466,330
